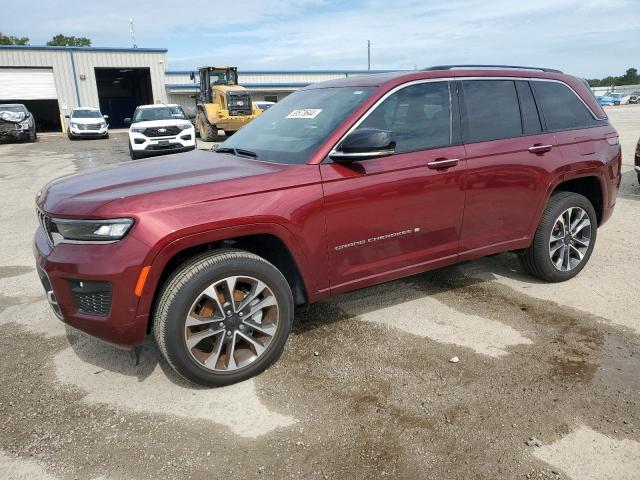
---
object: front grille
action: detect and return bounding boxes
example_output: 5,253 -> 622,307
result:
227,92 -> 252,116
142,126 -> 181,137
69,280 -> 112,316
36,209 -> 54,246
84,123 -> 102,131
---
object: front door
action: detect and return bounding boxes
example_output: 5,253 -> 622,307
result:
320,80 -> 466,293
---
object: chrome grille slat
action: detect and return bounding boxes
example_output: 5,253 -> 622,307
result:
36,208 -> 54,247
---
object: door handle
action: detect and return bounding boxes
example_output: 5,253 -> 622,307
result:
427,158 -> 459,169
528,144 -> 553,154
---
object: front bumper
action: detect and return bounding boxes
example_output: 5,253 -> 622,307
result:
69,125 -> 108,137
0,123 -> 30,141
32,226 -> 148,348
130,129 -> 196,152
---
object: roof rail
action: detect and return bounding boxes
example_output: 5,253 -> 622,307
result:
424,64 -> 563,74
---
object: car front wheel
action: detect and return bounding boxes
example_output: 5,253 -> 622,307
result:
518,191 -> 597,282
153,250 -> 294,387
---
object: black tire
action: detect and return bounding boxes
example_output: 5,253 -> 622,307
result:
196,111 -> 217,142
29,128 -> 37,143
153,250 -> 294,387
518,191 -> 597,282
68,132 -> 75,141
104,133 -> 109,139
637,172 -> 640,185
128,143 -> 143,160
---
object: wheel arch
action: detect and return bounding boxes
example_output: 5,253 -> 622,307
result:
137,225 -> 316,331
549,175 -> 604,225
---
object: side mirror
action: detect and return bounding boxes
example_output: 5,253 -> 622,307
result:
123,118 -> 132,125
103,115 -> 109,119
329,128 -> 395,162
65,114 -> 70,118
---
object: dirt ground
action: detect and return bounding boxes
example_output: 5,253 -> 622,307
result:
1,106 -> 639,480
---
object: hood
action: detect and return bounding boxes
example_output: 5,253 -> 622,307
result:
70,117 -> 104,125
37,149 -> 287,216
0,110 -> 26,123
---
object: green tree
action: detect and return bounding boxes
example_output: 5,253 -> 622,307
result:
0,32 -> 29,45
46,34 -> 91,47
619,68 -> 639,85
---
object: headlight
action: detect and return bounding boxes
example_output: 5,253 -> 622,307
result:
50,218 -> 134,244
131,127 -> 145,133
100,122 -> 107,128
19,120 -> 29,129
177,123 -> 192,131
70,122 -> 80,129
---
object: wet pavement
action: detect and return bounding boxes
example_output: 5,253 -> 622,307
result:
0,109 -> 639,479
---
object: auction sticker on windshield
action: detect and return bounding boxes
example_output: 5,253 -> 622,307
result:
287,109 -> 322,119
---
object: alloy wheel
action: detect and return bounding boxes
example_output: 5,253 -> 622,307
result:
183,276 -> 279,372
548,207 -> 591,271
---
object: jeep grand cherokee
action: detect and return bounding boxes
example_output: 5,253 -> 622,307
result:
34,65 -> 621,386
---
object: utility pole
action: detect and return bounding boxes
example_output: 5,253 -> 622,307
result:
129,18 -> 137,48
367,40 -> 371,71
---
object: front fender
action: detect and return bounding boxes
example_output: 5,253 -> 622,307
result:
135,222 -> 322,317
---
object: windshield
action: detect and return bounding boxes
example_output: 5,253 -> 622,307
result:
133,106 -> 186,122
210,69 -> 238,86
220,87 -> 375,164
72,109 -> 101,118
0,105 -> 25,113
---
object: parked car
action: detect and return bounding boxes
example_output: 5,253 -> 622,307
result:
33,65 -> 621,386
125,104 -> 196,159
628,91 -> 640,104
254,101 -> 275,111
635,137 -> 640,184
66,107 -> 109,140
597,91 -> 630,106
0,103 -> 36,142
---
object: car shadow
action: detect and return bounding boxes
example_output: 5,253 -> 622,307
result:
62,251 -> 539,388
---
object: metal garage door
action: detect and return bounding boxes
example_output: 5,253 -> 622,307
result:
0,68 -> 57,100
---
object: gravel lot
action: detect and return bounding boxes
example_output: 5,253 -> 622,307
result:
1,106 -> 639,480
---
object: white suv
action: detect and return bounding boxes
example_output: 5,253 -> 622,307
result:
126,104 -> 196,159
66,107 -> 109,140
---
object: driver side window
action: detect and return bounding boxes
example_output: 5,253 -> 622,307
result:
358,81 -> 452,154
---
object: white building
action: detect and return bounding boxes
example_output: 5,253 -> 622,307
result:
0,45 -> 398,131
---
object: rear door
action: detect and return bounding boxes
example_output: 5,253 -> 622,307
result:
457,78 -> 563,257
321,80 -> 466,292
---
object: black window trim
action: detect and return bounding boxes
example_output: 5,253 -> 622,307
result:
327,78 -> 461,161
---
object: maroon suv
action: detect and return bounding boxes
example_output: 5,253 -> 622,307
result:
34,65 -> 621,386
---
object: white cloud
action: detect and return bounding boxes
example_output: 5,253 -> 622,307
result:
2,0 -> 638,77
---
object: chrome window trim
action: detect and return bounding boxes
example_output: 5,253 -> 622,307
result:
326,76 -> 604,159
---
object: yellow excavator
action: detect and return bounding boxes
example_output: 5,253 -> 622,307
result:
191,66 -> 262,141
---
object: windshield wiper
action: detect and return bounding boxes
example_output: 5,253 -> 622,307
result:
214,147 -> 258,159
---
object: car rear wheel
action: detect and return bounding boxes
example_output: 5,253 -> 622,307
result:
153,250 -> 294,387
518,191 -> 597,282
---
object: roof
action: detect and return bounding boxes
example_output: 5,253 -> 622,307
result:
0,45 -> 167,53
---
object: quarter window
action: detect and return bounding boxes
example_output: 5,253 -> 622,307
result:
531,81 -> 599,131
461,80 -> 522,143
358,81 -> 452,153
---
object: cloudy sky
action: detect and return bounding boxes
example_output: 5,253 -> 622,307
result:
2,0 -> 638,78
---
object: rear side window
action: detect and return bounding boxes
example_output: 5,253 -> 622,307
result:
358,81 -> 452,153
516,81 -> 542,135
461,80 -> 522,143
531,81 -> 599,131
